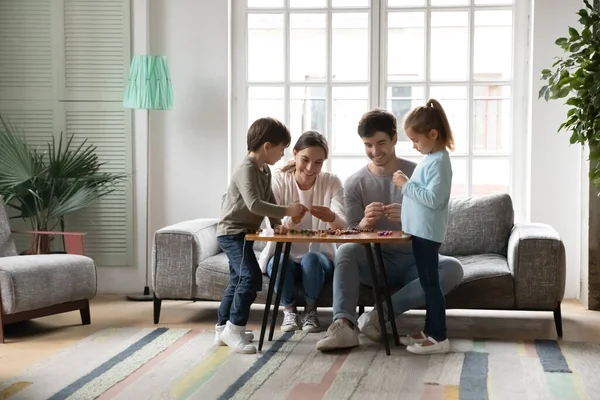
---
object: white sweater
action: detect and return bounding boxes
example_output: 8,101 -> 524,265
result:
257,170 -> 347,273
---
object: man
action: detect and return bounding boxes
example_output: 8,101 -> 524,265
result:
315,108 -> 464,352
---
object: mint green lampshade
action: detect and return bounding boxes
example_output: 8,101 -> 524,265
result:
123,55 -> 174,110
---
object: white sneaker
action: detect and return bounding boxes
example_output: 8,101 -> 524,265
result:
357,310 -> 381,342
214,324 -> 254,346
281,310 -> 300,332
399,331 -> 427,346
406,337 -> 450,355
219,321 -> 257,354
316,319 -> 359,351
301,310 -> 320,333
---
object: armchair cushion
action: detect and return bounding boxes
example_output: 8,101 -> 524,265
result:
0,197 -> 17,258
0,254 -> 97,314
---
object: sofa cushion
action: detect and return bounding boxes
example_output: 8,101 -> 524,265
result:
0,254 -> 97,314
0,197 -> 18,257
440,193 -> 514,256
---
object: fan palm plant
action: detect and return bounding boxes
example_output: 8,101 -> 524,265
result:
0,114 -> 128,254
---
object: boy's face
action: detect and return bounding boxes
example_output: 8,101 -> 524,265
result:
264,142 -> 287,165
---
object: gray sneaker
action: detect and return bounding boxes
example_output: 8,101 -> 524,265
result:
301,310 -> 320,333
316,319 -> 359,351
281,310 -> 300,332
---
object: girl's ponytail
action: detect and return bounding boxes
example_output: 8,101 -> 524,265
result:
404,98 -> 455,151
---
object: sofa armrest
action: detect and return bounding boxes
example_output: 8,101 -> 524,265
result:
152,218 -> 220,299
507,223 -> 566,309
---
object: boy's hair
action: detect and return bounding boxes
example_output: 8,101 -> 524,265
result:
280,130 -> 329,173
357,108 -> 397,140
403,98 -> 455,151
247,117 -> 291,152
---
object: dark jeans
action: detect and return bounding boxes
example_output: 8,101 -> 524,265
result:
217,233 -> 263,327
412,236 -> 446,342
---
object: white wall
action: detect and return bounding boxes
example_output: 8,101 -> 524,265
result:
98,0 -> 589,300
528,0 -> 585,300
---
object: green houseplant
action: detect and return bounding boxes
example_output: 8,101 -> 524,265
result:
0,114 -> 128,254
539,0 -> 600,188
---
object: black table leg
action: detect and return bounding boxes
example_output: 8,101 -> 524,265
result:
363,244 -> 391,356
374,243 -> 400,346
269,242 -> 292,341
258,241 -> 283,351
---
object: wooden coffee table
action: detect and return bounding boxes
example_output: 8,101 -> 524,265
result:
246,230 -> 411,356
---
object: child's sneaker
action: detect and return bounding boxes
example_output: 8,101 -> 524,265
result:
301,310 -> 320,333
281,310 -> 300,332
399,331 -> 427,346
214,324 -> 254,346
219,321 -> 257,354
406,337 -> 450,355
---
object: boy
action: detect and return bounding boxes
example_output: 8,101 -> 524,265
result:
216,117 -> 307,354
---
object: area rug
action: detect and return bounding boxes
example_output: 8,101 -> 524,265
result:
1,327 -> 600,400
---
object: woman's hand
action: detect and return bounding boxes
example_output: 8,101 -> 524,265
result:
286,202 -> 308,217
309,205 -> 336,223
273,224 -> 288,234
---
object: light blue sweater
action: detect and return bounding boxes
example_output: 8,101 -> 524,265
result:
401,150 -> 452,243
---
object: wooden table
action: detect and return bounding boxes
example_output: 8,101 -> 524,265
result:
246,230 -> 412,356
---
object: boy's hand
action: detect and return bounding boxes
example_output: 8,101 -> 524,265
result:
383,203 -> 402,223
393,171 -> 408,189
310,205 -> 335,223
286,202 -> 308,218
273,225 -> 288,234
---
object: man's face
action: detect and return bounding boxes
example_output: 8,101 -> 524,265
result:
362,131 -> 397,167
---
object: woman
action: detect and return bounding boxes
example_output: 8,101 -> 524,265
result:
258,131 -> 347,332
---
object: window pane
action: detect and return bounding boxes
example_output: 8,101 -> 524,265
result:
332,86 -> 369,154
388,12 -> 425,81
248,0 -> 283,7
333,0 -> 369,6
473,85 -> 511,154
386,85 -> 424,156
290,0 -> 326,7
474,10 -> 513,81
450,158 -> 468,197
430,11 -> 468,81
290,86 -> 326,147
472,158 -> 510,196
475,0 -> 513,4
330,158 -> 366,185
248,14 -> 284,82
429,86 -> 467,154
332,13 -> 369,81
387,0 -> 425,6
431,0 -> 468,5
248,86 -> 284,127
290,14 -> 326,82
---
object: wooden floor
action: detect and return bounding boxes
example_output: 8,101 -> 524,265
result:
1,296 -> 599,381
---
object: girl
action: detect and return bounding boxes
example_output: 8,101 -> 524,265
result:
392,99 -> 454,355
258,131 -> 347,333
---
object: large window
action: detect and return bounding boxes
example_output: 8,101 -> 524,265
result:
232,0 -> 526,199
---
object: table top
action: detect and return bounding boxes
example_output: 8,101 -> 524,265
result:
246,231 -> 411,244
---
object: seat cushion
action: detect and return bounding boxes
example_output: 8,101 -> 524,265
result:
0,197 -> 17,257
0,254 -> 97,314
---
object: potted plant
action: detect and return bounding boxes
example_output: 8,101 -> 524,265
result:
0,114 -> 128,254
538,0 -> 600,188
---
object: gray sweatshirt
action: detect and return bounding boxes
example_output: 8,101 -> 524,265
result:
217,156 -> 287,236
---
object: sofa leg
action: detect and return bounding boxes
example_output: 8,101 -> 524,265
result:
553,302 -> 563,338
80,300 -> 91,325
153,295 -> 162,324
0,322 -> 4,344
358,305 -> 365,316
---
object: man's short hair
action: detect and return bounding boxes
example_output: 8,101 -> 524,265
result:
357,108 -> 397,140
247,117 -> 291,152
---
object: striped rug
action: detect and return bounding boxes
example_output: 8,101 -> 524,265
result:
1,327 -> 599,399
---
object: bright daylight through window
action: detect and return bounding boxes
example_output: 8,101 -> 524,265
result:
234,0 -> 522,198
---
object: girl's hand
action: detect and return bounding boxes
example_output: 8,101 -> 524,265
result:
274,225 -> 288,234
309,205 -> 336,223
393,171 -> 409,189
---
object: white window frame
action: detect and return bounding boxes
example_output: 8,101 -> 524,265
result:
231,0 -> 530,222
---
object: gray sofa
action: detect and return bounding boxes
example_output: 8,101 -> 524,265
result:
152,193 -> 566,336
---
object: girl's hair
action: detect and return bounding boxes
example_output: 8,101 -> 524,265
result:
280,130 -> 329,173
403,98 -> 455,151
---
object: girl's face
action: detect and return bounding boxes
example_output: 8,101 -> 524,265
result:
405,127 -> 439,155
293,146 -> 326,187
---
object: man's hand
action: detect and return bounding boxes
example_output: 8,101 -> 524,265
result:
309,205 -> 336,223
393,170 -> 409,189
383,203 -> 401,223
273,224 -> 288,234
358,202 -> 385,229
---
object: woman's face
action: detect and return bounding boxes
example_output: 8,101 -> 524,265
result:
294,146 -> 326,187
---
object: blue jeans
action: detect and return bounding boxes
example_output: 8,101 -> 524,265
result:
267,251 -> 334,307
332,242 -> 463,329
412,236 -> 445,342
217,233 -> 263,327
